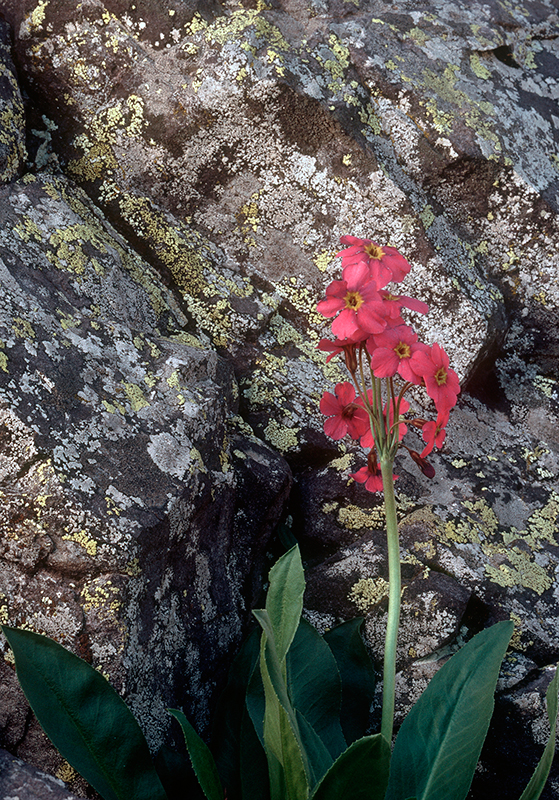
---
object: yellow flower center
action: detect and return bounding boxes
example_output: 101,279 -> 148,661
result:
395,342 -> 411,359
364,243 -> 385,260
435,367 -> 448,386
344,291 -> 364,311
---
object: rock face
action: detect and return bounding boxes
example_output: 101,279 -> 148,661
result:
0,747 -> 81,800
0,169 -> 292,781
0,0 -> 557,797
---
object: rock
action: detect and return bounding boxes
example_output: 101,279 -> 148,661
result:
304,532 -> 472,674
0,18 -> 26,183
0,171 -> 292,789
0,0 -> 506,460
0,747 -> 81,800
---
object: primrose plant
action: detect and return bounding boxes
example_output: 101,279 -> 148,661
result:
2,237 -> 558,800
315,235 -> 460,743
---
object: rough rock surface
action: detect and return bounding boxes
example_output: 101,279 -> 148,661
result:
0,747 -> 81,800
0,167 -> 292,788
0,0 -> 557,797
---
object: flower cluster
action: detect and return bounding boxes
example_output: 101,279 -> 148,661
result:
317,236 -> 460,492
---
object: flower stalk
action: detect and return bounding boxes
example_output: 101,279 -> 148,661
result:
316,235 -> 461,746
379,454 -> 401,745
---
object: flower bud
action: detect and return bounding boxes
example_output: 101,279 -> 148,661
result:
408,449 -> 436,478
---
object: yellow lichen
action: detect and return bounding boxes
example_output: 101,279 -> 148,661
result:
419,205 -> 435,229
28,0 -> 49,30
313,249 -> 336,273
470,52 -> 491,79
484,548 -> 552,594
81,581 -> 121,619
56,761 -> 78,783
338,504 -> 384,530
12,317 -> 36,340
121,382 -> 150,412
349,577 -> 389,612
329,453 -> 354,472
62,529 -> 97,556
263,420 -> 299,452
189,447 -> 207,474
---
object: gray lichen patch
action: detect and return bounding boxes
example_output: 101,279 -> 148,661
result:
0,20 -> 27,183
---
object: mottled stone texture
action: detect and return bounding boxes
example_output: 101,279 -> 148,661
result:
0,171 -> 292,792
0,19 -> 26,183
0,747 -> 81,800
0,0 -> 557,797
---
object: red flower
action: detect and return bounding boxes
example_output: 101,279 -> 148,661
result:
317,261 -> 387,338
410,342 -> 460,416
368,325 -> 427,383
408,449 -> 436,478
337,236 -> 412,288
420,411 -> 449,457
380,290 -> 429,319
320,382 -> 370,440
351,449 -> 398,493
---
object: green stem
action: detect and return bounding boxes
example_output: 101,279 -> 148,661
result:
380,455 -> 401,745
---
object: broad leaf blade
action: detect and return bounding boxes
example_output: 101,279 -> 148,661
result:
211,625 -> 264,798
295,708 -> 334,789
2,625 -> 168,800
265,545 -> 305,662
287,619 -> 346,759
239,707 -> 271,800
168,709 -> 223,800
323,618 -> 376,745
154,744 -> 204,800
310,735 -> 390,800
518,666 -> 559,800
386,620 -> 514,800
257,623 -> 309,800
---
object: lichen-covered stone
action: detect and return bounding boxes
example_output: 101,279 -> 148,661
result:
0,0 -> 507,458
0,747 -> 81,800
0,172 -> 292,787
0,19 -> 26,183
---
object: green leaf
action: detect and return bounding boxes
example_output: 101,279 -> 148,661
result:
295,708 -> 334,788
2,625 -> 168,800
239,707 -> 271,800
310,735 -> 390,800
246,655 -> 266,749
211,625 -> 265,799
323,618 -> 376,745
386,620 -> 514,800
154,744 -> 204,800
287,619 -> 346,759
168,709 -> 224,800
518,666 -> 559,800
254,610 -> 309,800
265,545 -> 305,662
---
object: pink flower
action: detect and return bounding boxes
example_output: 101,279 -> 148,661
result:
410,342 -> 460,416
337,236 -> 412,287
351,449 -> 398,493
380,290 -> 429,319
317,261 -> 387,338
360,397 -> 410,448
368,325 -> 426,383
320,382 -> 370,440
420,411 -> 449,457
